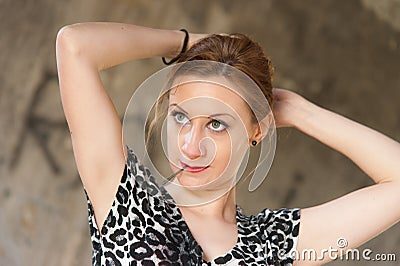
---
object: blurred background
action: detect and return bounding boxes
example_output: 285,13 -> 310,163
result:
1,0 -> 399,265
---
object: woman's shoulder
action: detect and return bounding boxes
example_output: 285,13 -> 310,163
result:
256,207 -> 301,238
236,206 -> 301,239
258,207 -> 301,223
238,206 -> 301,224
125,145 -> 140,169
124,145 -> 151,181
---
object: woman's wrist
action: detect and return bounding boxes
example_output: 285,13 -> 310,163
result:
164,29 -> 188,58
289,96 -> 319,131
164,31 -> 208,59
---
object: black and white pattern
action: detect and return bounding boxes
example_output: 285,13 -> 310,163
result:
85,147 -> 301,265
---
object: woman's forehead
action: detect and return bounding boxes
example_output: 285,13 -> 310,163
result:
168,82 -> 249,113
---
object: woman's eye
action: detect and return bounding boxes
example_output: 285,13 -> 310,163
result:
209,120 -> 227,132
174,112 -> 190,124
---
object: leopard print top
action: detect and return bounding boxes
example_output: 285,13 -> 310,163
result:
85,147 -> 301,265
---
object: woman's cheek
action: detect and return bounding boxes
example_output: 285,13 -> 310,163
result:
214,138 -> 232,171
166,122 -> 181,165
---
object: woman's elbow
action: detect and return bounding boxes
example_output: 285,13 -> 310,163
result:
56,24 -> 83,58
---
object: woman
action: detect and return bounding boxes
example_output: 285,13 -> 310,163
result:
56,23 -> 400,265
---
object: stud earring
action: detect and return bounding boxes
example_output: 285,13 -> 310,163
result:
251,140 -> 257,146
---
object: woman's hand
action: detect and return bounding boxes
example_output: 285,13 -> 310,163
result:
272,88 -> 311,128
188,33 -> 208,48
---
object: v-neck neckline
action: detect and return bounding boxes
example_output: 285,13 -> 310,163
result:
159,185 -> 245,264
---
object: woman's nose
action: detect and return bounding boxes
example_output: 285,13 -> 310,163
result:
180,124 -> 204,160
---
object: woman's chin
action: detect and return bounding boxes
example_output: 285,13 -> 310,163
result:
176,175 -> 210,189
176,174 -> 233,192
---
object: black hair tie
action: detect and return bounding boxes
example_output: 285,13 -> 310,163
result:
162,29 -> 189,65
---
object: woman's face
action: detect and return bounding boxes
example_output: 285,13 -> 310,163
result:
166,81 -> 259,189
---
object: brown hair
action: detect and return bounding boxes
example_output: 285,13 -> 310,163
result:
145,33 -> 274,150
178,33 -> 274,106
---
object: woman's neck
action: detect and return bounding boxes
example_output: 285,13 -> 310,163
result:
165,181 -> 237,223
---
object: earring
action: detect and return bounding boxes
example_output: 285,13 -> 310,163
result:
251,140 -> 257,146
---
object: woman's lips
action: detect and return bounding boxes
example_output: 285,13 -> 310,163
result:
179,161 -> 209,173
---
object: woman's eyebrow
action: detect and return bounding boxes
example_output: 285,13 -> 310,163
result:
169,103 -> 236,120
209,113 -> 236,120
169,103 -> 189,115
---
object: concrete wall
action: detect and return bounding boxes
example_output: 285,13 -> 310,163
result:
1,0 -> 399,265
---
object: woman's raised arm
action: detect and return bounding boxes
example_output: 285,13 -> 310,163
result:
55,23 -> 190,228
273,88 -> 400,265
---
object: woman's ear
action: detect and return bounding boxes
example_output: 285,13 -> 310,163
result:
253,112 -> 274,142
